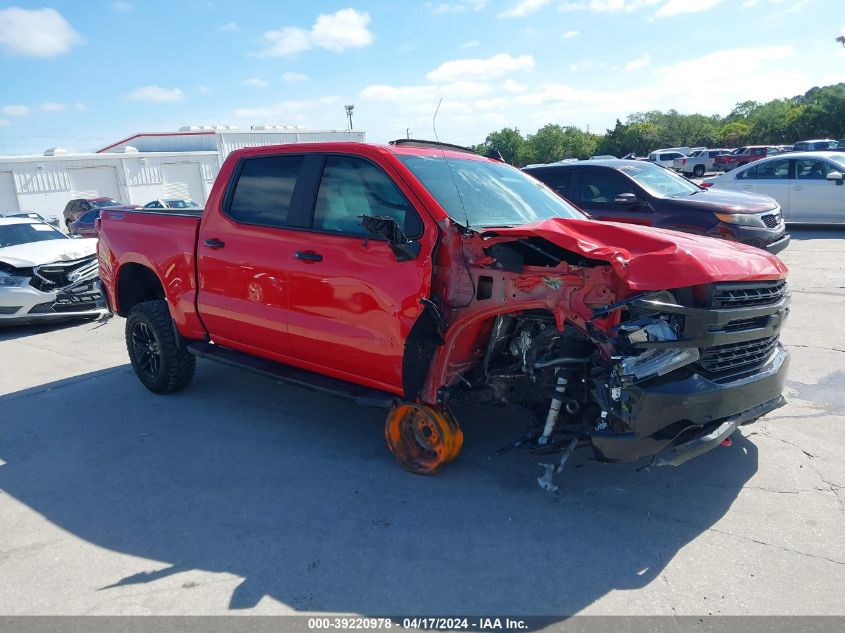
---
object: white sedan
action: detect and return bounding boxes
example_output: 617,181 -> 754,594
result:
703,151 -> 845,223
0,217 -> 109,325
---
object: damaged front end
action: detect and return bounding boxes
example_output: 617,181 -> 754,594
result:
0,256 -> 109,324
412,219 -> 790,474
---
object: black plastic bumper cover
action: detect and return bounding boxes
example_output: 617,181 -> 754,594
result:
591,345 -> 789,464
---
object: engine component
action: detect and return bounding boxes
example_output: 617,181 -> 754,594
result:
617,318 -> 699,383
538,371 -> 568,445
537,437 -> 578,492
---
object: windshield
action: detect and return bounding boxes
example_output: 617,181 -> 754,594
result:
0,223 -> 68,248
398,155 -> 585,228
617,163 -> 700,197
91,198 -> 121,208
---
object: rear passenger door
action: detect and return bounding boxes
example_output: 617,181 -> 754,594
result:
197,153 -> 317,358
529,168 -> 574,202
734,158 -> 792,216
283,153 -> 436,392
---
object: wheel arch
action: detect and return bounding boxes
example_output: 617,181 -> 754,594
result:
115,262 -> 166,317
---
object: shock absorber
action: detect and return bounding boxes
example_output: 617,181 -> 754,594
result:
538,370 -> 568,446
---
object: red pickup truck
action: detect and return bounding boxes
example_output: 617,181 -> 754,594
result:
714,146 -> 775,172
97,140 -> 790,480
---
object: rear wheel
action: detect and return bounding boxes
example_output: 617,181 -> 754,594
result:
693,164 -> 706,177
125,299 -> 195,394
385,404 -> 463,475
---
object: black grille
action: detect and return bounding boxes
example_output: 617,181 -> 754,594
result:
699,336 -> 779,374
761,213 -> 781,228
714,316 -> 770,333
0,305 -> 22,315
711,280 -> 787,309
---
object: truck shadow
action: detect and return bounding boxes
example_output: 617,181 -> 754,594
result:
0,361 -> 757,615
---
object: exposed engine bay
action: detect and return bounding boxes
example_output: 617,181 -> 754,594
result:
414,225 -> 790,474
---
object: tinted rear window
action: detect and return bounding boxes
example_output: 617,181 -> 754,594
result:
227,155 -> 304,227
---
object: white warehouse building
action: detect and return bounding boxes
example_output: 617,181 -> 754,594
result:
0,126 -> 365,223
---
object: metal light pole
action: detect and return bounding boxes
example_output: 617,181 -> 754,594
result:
345,105 -> 354,131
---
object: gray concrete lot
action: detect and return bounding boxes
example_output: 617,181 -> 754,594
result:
1,228 -> 844,616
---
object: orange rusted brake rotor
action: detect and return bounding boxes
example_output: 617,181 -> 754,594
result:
385,403 -> 464,475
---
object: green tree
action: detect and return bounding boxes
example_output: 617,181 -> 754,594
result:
481,128 -> 527,165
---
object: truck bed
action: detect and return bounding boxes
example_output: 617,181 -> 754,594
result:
97,207 -> 205,338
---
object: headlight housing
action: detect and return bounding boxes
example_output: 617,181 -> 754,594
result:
0,275 -> 31,288
714,212 -> 767,227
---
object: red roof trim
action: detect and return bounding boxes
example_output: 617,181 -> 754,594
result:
96,131 -> 217,153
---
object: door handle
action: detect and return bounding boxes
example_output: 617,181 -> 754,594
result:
203,238 -> 225,249
294,250 -> 323,262
792,186 -> 804,191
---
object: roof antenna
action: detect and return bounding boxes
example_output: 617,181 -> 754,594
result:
432,97 -> 443,142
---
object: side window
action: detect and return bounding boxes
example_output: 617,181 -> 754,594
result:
752,148 -> 766,156
227,155 -> 304,227
796,159 -> 833,180
81,209 -> 100,223
754,159 -> 790,179
579,170 -> 632,203
736,165 -> 757,180
708,151 -> 720,158
312,156 -> 422,238
534,169 -> 572,198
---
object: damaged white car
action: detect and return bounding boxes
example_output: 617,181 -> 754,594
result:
0,218 -> 109,326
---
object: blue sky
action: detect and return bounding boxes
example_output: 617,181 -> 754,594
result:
0,0 -> 842,154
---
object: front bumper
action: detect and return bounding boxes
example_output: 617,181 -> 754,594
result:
708,222 -> 790,254
591,283 -> 790,464
591,345 -> 788,463
0,281 -> 108,326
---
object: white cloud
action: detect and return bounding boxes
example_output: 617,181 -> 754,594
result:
498,0 -> 551,18
256,8 -> 373,57
459,39 -> 480,49
656,0 -> 723,17
40,102 -> 65,112
625,53 -> 651,70
441,81 -> 492,98
474,97 -> 508,110
560,0 -> 659,12
562,30 -> 580,39
75,102 -> 86,111
2,105 -> 30,116
427,1 -> 488,14
111,1 -> 133,12
503,79 -> 527,93
282,72 -> 311,82
127,86 -> 185,102
198,85 -> 211,94
361,85 -> 438,104
220,22 -> 238,31
233,96 -> 341,122
427,53 -> 535,82
243,78 -> 269,88
0,7 -> 82,58
0,119 -> 9,127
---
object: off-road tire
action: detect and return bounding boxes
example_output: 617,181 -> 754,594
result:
125,299 -> 195,394
693,165 -> 705,178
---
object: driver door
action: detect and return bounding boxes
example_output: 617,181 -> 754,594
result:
574,169 -> 654,226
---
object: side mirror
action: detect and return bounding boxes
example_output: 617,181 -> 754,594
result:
614,192 -> 639,206
360,215 -> 421,262
826,171 -> 844,185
